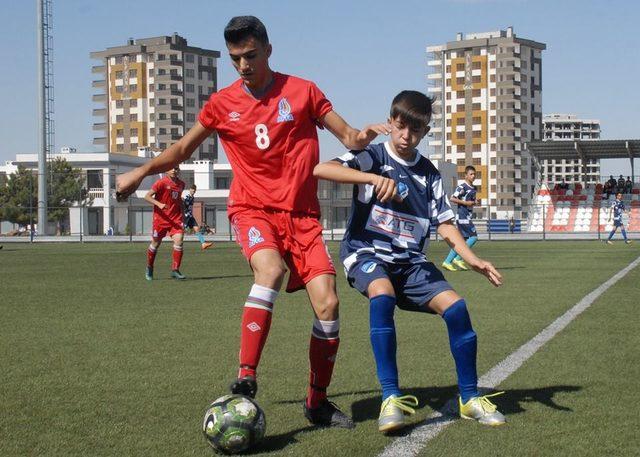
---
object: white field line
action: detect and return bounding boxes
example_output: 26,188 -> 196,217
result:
378,255 -> 640,457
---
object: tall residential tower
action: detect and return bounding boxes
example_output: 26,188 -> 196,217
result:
91,34 -> 220,160
541,113 -> 601,184
427,27 -> 546,218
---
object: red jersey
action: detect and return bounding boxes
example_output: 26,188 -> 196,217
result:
198,72 -> 333,217
151,176 -> 185,226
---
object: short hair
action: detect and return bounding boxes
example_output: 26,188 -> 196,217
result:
390,90 -> 433,131
190,184 -> 197,190
224,16 -> 269,45
465,165 -> 476,174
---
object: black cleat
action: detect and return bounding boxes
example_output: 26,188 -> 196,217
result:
303,399 -> 355,429
230,376 -> 258,399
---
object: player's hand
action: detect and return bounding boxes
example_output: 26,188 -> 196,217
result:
355,123 -> 392,148
158,203 -> 166,210
369,174 -> 397,203
115,169 -> 145,202
471,260 -> 502,287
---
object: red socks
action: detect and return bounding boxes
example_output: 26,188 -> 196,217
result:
238,285 -> 278,379
307,319 -> 340,409
147,245 -> 157,267
171,245 -> 183,270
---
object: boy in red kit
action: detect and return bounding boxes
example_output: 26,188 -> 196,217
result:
116,16 -> 389,428
144,166 -> 187,280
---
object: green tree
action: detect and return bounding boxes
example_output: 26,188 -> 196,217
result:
0,165 -> 37,226
47,158 -> 90,235
0,158 -> 91,234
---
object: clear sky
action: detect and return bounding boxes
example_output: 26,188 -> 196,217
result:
1,0 -> 638,175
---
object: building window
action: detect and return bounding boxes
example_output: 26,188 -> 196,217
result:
186,83 -> 195,93
115,100 -> 123,108
115,56 -> 123,64
131,143 -> 138,150
186,54 -> 194,63
148,68 -> 154,77
150,128 -> 155,135
160,143 -> 167,149
159,128 -> 166,135
130,99 -> 137,107
116,86 -> 124,93
186,98 -> 195,107
158,99 -> 166,105
116,129 -> 123,137
115,70 -> 123,79
116,115 -> 124,122
131,128 -> 138,136
130,84 -> 137,92
187,113 -> 196,122
129,69 -> 137,78
157,54 -> 165,61
186,69 -> 195,78
207,57 -> 213,66
130,114 -> 137,121
116,144 -> 124,152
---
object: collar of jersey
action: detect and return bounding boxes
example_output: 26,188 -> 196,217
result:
384,141 -> 420,167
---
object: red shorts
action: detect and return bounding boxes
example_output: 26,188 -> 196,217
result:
152,221 -> 184,240
231,208 -> 335,293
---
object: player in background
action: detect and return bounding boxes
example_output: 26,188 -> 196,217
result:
145,166 -> 187,280
442,165 -> 480,271
115,16 -> 390,428
606,192 -> 632,245
314,91 -> 505,433
184,184 -> 214,250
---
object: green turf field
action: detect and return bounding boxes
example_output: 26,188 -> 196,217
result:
1,241 -> 638,456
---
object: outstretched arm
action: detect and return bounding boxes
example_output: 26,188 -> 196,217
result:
313,160 -> 397,203
321,111 -> 391,150
437,221 -> 502,287
116,122 -> 213,201
144,190 -> 165,210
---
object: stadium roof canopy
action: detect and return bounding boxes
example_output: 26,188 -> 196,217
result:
527,140 -> 640,180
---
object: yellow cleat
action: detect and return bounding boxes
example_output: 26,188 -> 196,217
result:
459,392 -> 506,426
452,259 -> 468,271
442,262 -> 458,272
378,395 -> 419,433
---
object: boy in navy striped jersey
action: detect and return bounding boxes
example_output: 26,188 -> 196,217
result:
314,90 -> 505,432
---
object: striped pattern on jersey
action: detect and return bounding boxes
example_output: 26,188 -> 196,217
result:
611,199 -> 625,221
334,142 -> 454,269
183,194 -> 194,218
452,181 -> 476,224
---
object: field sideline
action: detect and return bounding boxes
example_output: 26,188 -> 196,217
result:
1,241 -> 638,456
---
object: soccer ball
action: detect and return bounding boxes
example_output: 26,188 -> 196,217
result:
202,394 -> 266,454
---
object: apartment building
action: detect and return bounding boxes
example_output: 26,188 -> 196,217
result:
427,27 -> 546,218
91,34 -> 220,161
541,113 -> 601,184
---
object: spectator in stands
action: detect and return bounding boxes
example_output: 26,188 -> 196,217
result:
617,175 -> 626,193
559,179 -> 569,190
603,181 -> 612,199
624,177 -> 633,194
607,175 -> 617,188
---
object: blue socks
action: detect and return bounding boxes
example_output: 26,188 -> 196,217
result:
622,228 -> 628,241
453,236 -> 478,262
444,248 -> 457,265
442,299 -> 479,403
369,295 -> 400,400
196,231 -> 206,244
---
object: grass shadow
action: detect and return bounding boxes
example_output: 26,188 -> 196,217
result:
248,425 -> 319,454
350,384 -> 582,427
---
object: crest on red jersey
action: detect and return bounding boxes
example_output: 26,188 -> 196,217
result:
277,98 -> 294,122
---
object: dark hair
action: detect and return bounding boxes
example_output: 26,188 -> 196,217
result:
224,16 -> 269,45
390,91 -> 433,130
465,165 -> 476,174
190,184 -> 197,190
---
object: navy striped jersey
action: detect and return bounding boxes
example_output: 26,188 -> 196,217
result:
452,181 -> 476,223
334,142 -> 455,268
184,193 -> 195,218
611,199 -> 625,221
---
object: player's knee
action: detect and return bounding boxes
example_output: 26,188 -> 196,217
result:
255,264 -> 286,285
314,293 -> 340,320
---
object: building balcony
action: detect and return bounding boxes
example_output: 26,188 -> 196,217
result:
92,80 -> 106,88
155,118 -> 183,127
92,65 -> 106,74
155,88 -> 183,97
93,137 -> 107,146
92,122 -> 107,131
88,188 -> 105,199
93,108 -> 107,117
155,73 -> 183,82
92,93 -> 107,103
427,73 -> 442,80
